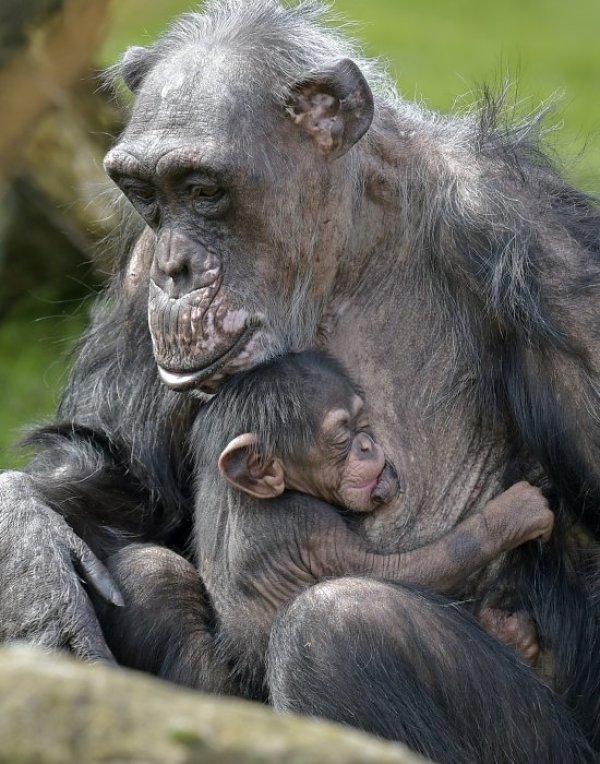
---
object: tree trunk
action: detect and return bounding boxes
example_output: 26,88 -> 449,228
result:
0,0 -> 122,315
0,646 -> 433,764
0,0 -> 111,175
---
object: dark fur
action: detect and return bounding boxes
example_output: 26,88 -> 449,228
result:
96,353 -> 593,764
193,349 -> 360,464
97,544 -> 234,693
268,578 -> 595,763
22,266 -> 198,558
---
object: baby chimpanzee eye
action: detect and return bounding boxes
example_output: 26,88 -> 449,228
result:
323,427 -> 350,457
331,434 -> 352,461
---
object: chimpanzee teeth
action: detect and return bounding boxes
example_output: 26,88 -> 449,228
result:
157,367 -> 207,391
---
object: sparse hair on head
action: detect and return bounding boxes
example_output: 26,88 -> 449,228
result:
192,350 -> 361,467
109,0 -> 397,106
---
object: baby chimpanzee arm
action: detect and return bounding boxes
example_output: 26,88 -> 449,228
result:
308,482 -> 553,593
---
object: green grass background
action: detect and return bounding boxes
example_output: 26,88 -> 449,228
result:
2,0 -> 599,466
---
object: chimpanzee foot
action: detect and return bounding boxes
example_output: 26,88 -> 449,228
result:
478,607 -> 540,666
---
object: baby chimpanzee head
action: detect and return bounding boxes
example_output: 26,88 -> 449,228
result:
209,350 -> 399,512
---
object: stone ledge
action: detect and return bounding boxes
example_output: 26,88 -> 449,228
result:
0,646 -> 433,764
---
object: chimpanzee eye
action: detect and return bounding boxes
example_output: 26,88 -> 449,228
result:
188,183 -> 228,218
134,188 -> 154,203
121,181 -> 153,203
330,431 -> 351,458
190,184 -> 223,201
121,182 -> 158,223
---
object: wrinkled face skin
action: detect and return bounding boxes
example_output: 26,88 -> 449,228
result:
285,391 -> 401,513
104,47 -> 358,393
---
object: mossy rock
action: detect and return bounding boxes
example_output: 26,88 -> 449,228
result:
0,646 -> 433,764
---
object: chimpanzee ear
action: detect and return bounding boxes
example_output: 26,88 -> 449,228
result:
287,58 -> 374,160
120,46 -> 150,94
218,434 -> 286,500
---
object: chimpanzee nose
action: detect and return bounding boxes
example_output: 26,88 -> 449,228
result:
151,229 -> 195,298
357,433 -> 374,453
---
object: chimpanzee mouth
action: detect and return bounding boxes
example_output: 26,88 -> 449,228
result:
371,461 -> 403,505
157,323 -> 259,392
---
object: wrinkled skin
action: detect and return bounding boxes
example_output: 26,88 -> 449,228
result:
284,399 -> 391,513
1,2 -> 600,760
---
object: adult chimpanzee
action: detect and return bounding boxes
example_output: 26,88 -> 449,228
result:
0,0 -> 599,760
99,350 -> 554,700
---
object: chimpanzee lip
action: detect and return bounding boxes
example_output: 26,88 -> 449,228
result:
371,461 -> 402,504
157,323 -> 258,391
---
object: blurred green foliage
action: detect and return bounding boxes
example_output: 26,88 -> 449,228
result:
1,0 -> 599,466
0,306 -> 87,465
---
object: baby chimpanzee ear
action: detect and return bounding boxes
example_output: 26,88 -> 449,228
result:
218,434 -> 286,500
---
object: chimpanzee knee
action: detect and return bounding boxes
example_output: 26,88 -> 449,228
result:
267,577 -> 593,764
99,544 -> 234,693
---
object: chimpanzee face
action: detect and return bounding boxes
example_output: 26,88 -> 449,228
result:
104,45 -> 373,392
285,389 -> 399,512
216,356 -> 400,511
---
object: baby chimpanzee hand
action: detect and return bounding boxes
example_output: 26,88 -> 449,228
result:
483,481 -> 554,549
479,608 -> 540,666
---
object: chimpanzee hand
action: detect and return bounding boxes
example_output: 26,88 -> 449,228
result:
484,481 -> 555,549
0,471 -> 122,661
479,608 -> 540,666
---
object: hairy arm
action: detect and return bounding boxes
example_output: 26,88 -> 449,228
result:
98,544 -> 235,693
0,471 -> 118,660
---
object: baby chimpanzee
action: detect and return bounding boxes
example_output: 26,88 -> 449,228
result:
215,360 -> 399,513
101,350 -> 551,696
191,350 -> 552,691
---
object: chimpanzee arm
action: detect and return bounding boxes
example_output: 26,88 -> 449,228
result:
307,482 -> 553,593
0,420 -> 145,659
0,471 -> 119,660
0,256 -> 197,658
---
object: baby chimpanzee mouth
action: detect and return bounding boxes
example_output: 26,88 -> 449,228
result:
371,461 -> 402,505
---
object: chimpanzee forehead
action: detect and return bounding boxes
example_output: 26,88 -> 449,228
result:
121,46 -> 269,161
304,368 -> 363,420
320,395 -> 364,432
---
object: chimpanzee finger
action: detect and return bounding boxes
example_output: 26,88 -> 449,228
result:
71,538 -> 125,607
67,615 -> 117,664
32,619 -> 114,665
537,510 -> 554,543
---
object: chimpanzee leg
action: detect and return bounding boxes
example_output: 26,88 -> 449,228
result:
98,544 -> 235,694
267,577 -> 593,764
